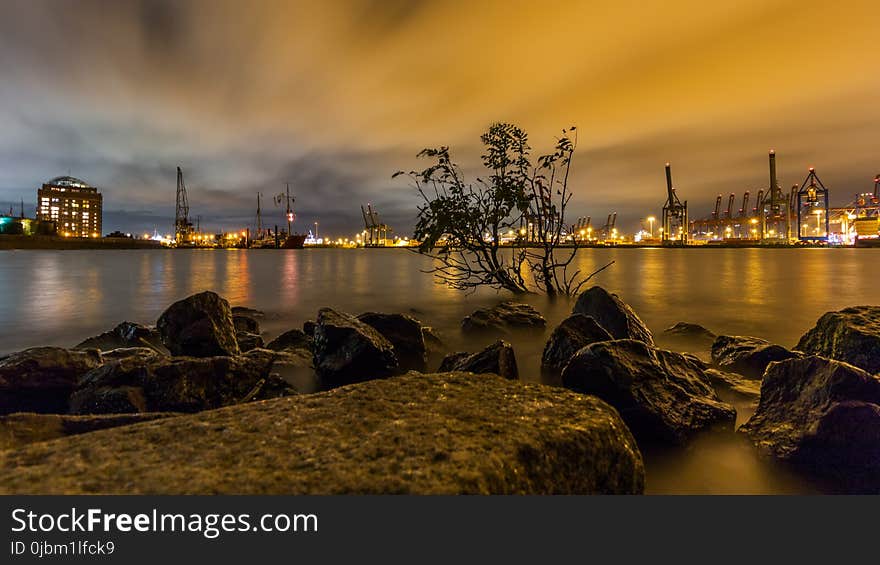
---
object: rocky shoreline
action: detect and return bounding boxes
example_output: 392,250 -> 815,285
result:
0,288 -> 878,494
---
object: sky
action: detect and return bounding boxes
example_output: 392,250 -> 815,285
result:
0,0 -> 878,236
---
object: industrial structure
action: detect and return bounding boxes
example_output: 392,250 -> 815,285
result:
173,166 -> 195,243
36,176 -> 102,237
661,163 -> 687,245
361,203 -> 391,246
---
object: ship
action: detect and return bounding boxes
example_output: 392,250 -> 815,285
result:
250,185 -> 307,249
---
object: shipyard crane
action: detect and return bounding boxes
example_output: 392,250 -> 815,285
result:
757,150 -> 790,240
738,192 -> 750,218
361,203 -> 390,246
174,166 -> 194,244
796,167 -> 830,241
661,163 -> 688,245
724,194 -> 735,219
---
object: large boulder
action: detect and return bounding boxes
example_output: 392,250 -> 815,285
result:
561,339 -> 736,444
711,335 -> 799,379
572,287 -> 654,345
265,328 -> 313,353
703,368 -> 761,401
156,291 -> 240,357
235,331 -> 264,353
0,373 -> 645,494
69,350 -> 295,414
461,301 -> 546,334
357,312 -> 427,371
313,308 -> 398,388
74,321 -> 166,352
0,412 -> 177,450
437,341 -> 518,380
795,306 -> 880,373
0,347 -> 103,415
541,314 -> 612,372
740,356 -> 880,478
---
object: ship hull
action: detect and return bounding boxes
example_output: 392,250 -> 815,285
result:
281,234 -> 307,249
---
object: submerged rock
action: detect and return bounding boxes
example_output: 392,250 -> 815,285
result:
357,312 -> 427,371
265,348 -> 315,393
235,331 -> 264,353
0,412 -> 177,450
69,351 -> 295,414
232,315 -> 260,334
74,321 -> 165,352
562,339 -> 736,444
795,306 -> 880,373
0,347 -> 103,415
740,356 -> 880,476
663,322 -> 716,346
572,286 -> 654,345
541,314 -> 612,372
157,291 -> 240,357
711,335 -> 799,379
265,328 -> 313,353
0,373 -> 645,494
437,341 -> 518,380
461,301 -> 546,334
703,368 -> 761,401
313,308 -> 398,387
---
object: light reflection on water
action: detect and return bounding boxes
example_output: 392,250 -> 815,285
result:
2,247 -> 879,494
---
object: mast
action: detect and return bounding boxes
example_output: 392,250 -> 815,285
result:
256,193 -> 262,236
285,183 -> 294,236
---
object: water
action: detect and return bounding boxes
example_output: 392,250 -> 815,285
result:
2,247 -> 878,493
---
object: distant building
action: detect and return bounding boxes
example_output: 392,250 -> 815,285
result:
36,176 -> 103,237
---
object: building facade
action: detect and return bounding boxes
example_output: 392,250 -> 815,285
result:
37,176 -> 103,237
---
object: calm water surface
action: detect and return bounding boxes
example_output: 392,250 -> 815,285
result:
2,247 -> 878,494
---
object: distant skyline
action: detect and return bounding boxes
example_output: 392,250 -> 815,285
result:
1,0 -> 879,236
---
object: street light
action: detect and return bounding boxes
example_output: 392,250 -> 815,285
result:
647,216 -> 655,238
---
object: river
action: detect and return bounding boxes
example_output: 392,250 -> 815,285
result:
2,247 -> 878,494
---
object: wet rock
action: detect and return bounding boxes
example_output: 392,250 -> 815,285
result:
438,352 -> 470,372
231,306 -> 264,318
156,291 -> 240,358
711,335 -> 799,379
357,312 -> 427,371
313,308 -> 398,388
0,412 -> 177,450
233,315 -> 260,334
562,339 -> 736,444
265,348 -> 315,393
100,347 -> 166,363
0,373 -> 645,494
421,327 -> 444,354
740,356 -> 880,476
703,368 -> 761,401
69,352 -> 295,414
682,353 -> 709,370
436,340 -> 518,380
303,320 -> 316,336
74,321 -> 165,352
265,328 -> 313,353
663,322 -> 716,346
541,314 -> 612,372
0,347 -> 103,415
235,331 -> 264,353
461,301 -> 546,334
795,306 -> 880,373
572,286 -> 654,345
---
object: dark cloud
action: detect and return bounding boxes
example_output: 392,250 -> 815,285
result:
0,0 -> 878,236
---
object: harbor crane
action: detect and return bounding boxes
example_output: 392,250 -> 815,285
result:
661,163 -> 688,245
361,203 -> 390,246
174,166 -> 194,243
796,167 -> 830,241
757,150 -> 791,240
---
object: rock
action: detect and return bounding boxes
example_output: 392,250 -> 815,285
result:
461,301 -> 546,333
235,331 -> 264,352
0,412 -> 177,450
100,347 -> 166,363
572,286 -> 654,345
703,368 -> 761,401
232,315 -> 260,334
156,291 -> 240,357
421,327 -> 443,354
438,352 -> 470,372
265,328 -> 313,352
711,335 -> 799,379
265,348 -> 315,393
0,373 -> 645,494
313,308 -> 398,387
0,347 -> 103,415
74,321 -> 165,352
683,353 -> 709,370
795,306 -> 880,373
663,322 -> 716,345
303,320 -> 316,336
541,314 -> 612,372
740,356 -> 880,476
357,312 -> 427,371
69,352 -> 295,414
436,340 -> 518,380
561,339 -> 736,444
231,306 -> 264,318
